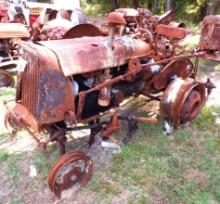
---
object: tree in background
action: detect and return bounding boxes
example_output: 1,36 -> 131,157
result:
133,0 -> 139,8
111,0 -> 118,10
81,0 -> 220,22
164,0 -> 174,11
206,0 -> 219,15
153,0 -> 158,13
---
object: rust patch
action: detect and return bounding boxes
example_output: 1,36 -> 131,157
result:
154,59 -> 194,90
160,78 -> 206,127
200,15 -> 220,51
39,36 -> 151,76
48,151 -> 93,198
156,24 -> 187,39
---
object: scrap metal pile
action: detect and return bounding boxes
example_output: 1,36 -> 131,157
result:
0,0 -> 87,87
2,4 -> 220,199
31,8 -> 87,41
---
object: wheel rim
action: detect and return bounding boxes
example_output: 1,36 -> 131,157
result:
180,89 -> 202,123
0,70 -> 15,88
160,78 -> 206,127
48,151 -> 93,198
154,59 -> 193,90
4,111 -> 22,133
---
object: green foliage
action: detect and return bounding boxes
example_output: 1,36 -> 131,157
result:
174,0 -> 205,22
7,154 -> 20,184
33,150 -> 59,178
203,136 -> 220,154
81,0 -> 164,16
193,106 -> 219,131
0,87 -> 15,97
10,195 -> 22,204
89,178 -> 121,196
0,149 -> 8,162
81,0 -> 219,22
0,133 -> 7,141
81,0 -> 112,16
86,111 -> 220,203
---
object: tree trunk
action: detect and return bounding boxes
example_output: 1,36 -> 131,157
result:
153,0 -> 158,14
206,0 -> 219,15
146,0 -> 153,10
165,0 -> 174,11
112,0 -> 118,11
133,0 -> 139,8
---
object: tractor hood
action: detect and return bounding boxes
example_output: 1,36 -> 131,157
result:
39,36 -> 151,76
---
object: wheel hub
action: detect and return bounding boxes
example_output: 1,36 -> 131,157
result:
48,151 -> 93,198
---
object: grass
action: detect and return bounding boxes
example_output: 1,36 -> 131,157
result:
32,149 -> 59,179
198,59 -> 219,73
0,112 -> 218,203
89,178 -> 121,196
0,132 -> 7,141
215,64 -> 220,71
10,195 -> 23,204
7,154 -> 20,185
0,87 -> 15,100
86,103 -> 220,203
193,106 -> 220,131
0,148 -> 8,161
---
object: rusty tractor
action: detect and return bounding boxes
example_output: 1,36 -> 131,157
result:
3,10 -> 219,198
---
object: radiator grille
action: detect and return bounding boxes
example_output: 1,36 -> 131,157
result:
21,51 -> 39,116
